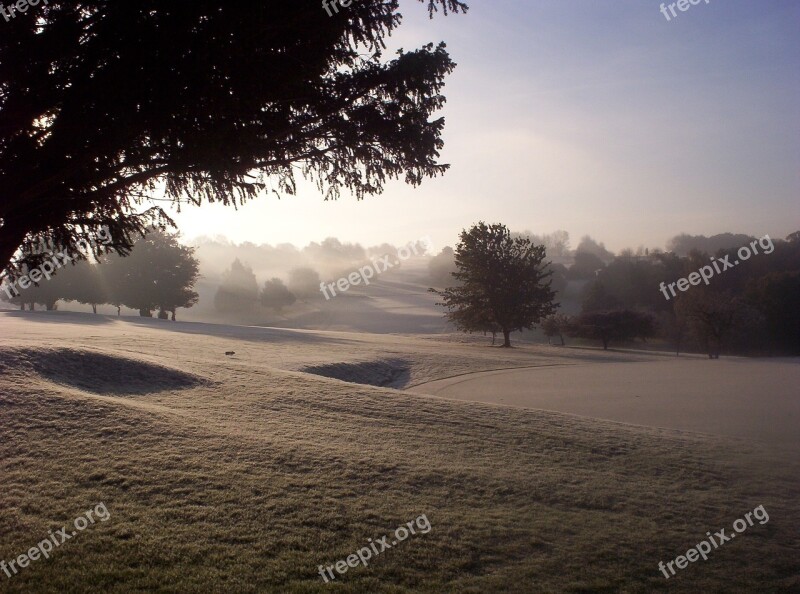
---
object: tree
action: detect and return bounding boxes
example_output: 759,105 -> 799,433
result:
19,264 -> 69,311
151,242 -> 200,321
569,309 -> 655,350
581,280 -> 620,312
568,251 -> 606,280
513,230 -> 571,262
101,252 -> 130,317
547,263 -> 569,298
592,257 -> 671,312
261,279 -> 297,313
61,261 -> 107,314
444,294 -> 502,344
674,291 -> 746,359
432,222 -> 557,347
287,267 -> 322,299
575,236 -> 615,263
0,0 -> 467,277
657,310 -> 689,357
667,233 -> 754,257
746,271 -> 800,355
541,313 -> 572,346
215,260 -> 260,313
110,229 -> 199,318
541,230 -> 571,261
428,246 -> 458,287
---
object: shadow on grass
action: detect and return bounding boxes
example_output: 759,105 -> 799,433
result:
0,347 -> 211,395
302,358 -> 412,388
1,310 -> 114,326
121,316 -> 355,347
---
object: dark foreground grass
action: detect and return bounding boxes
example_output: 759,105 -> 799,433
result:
0,343 -> 798,593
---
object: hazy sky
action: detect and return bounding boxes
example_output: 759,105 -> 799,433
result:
167,0 -> 800,253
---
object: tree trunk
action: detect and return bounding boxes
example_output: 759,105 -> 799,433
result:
117,306 -> 121,316
602,337 -> 609,350
170,309 -> 176,321
502,329 -> 511,348
92,304 -> 97,314
558,333 -> 564,346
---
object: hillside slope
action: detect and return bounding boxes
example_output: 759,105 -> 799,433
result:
0,313 -> 798,593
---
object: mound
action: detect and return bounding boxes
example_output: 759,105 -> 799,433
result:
302,358 -> 411,388
0,347 -> 210,395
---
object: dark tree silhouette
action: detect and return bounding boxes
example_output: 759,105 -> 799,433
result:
581,280 -> 621,313
569,309 -> 655,350
110,230 -> 200,318
746,271 -> 800,355
432,222 -> 557,347
445,296 -> 502,344
675,290 -> 752,359
152,240 -> 200,321
575,236 -> 614,263
568,251 -> 606,280
0,0 -> 467,278
100,253 -> 129,317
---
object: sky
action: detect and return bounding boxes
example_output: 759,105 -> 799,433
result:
166,0 -> 800,253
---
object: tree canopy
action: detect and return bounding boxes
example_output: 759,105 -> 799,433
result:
1,228 -> 200,318
433,222 -> 557,347
261,278 -> 297,312
214,259 -> 259,313
0,0 -> 468,277
569,309 -> 656,351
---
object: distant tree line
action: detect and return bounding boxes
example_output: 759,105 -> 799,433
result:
213,260 -> 322,314
1,230 -> 200,320
541,231 -> 800,356
432,226 -> 800,356
211,236 -> 431,316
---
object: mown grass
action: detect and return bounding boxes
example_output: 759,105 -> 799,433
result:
0,322 -> 798,593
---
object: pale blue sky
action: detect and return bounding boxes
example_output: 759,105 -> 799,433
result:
169,0 -> 800,252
